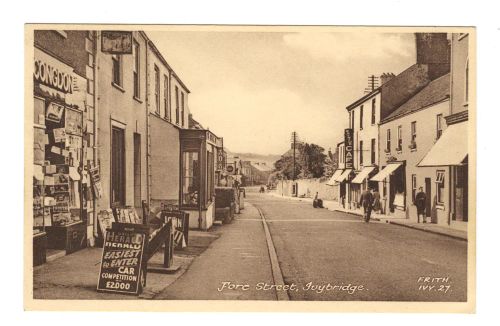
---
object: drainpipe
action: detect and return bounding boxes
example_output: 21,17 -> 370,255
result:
448,35 -> 454,226
92,31 -> 99,239
144,35 -> 151,208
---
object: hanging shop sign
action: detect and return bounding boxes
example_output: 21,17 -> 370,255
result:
226,164 -> 234,174
97,225 -> 147,295
344,128 -> 354,170
101,31 -> 133,54
34,59 -> 74,94
217,150 -> 224,171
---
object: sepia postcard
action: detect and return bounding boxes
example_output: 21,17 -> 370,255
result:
24,24 -> 476,312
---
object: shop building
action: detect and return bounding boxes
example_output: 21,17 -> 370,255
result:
32,30 -> 95,264
93,31 -> 149,224
374,74 -> 451,224
418,33 -> 470,231
180,128 -> 224,230
146,40 -> 190,209
327,142 -> 347,206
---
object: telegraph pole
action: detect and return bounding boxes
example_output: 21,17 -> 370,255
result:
364,75 -> 379,93
291,131 -> 298,181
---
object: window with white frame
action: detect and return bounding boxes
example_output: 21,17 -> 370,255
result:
436,170 -> 445,205
175,86 -> 180,124
386,129 -> 391,152
397,125 -> 402,151
359,140 -> 363,165
164,74 -> 169,120
112,54 -> 122,86
465,58 -> 469,104
181,92 -> 185,127
410,121 -> 417,149
371,138 -> 375,164
411,174 -> 417,203
133,41 -> 140,98
154,65 -> 160,114
359,105 -> 364,130
371,98 -> 376,125
436,114 -> 443,140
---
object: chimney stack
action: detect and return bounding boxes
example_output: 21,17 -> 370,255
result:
415,33 -> 450,65
380,72 -> 396,85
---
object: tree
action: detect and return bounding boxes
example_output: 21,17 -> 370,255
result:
273,142 -> 327,179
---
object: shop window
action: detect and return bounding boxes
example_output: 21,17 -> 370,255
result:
359,105 -> 363,130
175,86 -> 180,125
182,151 -> 199,207
164,75 -> 169,120
371,98 -> 376,125
386,129 -> 391,153
111,126 -> 126,207
111,54 -> 122,87
154,65 -> 160,114
371,138 -> 375,164
133,41 -> 140,98
206,150 -> 214,202
436,170 -> 445,205
411,174 -> 417,203
34,97 -> 45,126
359,140 -> 363,165
436,114 -> 443,140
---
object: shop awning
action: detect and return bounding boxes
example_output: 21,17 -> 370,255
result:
33,165 -> 44,181
351,166 -> 376,184
418,121 -> 468,167
326,169 -> 344,185
370,163 -> 402,182
337,169 -> 352,182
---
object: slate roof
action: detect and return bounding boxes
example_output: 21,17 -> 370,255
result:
381,73 -> 450,123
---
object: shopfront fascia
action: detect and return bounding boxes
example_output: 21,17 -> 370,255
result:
179,129 -> 222,230
33,48 -> 90,265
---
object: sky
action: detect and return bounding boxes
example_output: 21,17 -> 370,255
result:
148,29 -> 416,155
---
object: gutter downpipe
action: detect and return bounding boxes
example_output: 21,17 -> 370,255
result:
92,31 -> 99,239
145,35 -> 151,208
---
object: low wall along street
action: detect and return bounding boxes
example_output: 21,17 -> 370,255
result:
276,179 -> 338,201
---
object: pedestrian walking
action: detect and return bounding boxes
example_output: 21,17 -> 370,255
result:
359,187 -> 374,223
372,188 -> 381,214
415,187 -> 427,223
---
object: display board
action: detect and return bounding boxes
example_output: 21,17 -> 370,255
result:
97,224 -> 147,295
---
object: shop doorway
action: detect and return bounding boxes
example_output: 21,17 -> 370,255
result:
455,164 -> 468,222
111,126 -> 126,207
425,177 -> 432,221
133,133 -> 141,211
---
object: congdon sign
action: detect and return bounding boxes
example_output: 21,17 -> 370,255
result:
34,55 -> 74,94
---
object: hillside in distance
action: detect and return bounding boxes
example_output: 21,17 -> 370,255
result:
226,150 -> 281,169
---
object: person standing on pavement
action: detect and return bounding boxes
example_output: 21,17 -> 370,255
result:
372,188 -> 381,214
415,187 -> 427,223
359,187 -> 374,222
